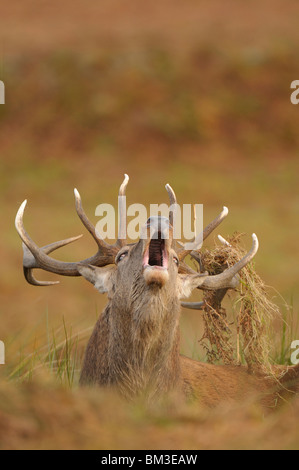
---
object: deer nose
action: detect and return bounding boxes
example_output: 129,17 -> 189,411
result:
145,216 -> 170,240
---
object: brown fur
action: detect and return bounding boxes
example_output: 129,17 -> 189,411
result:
78,223 -> 299,409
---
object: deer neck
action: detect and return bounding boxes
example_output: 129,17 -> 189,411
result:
107,288 -> 182,399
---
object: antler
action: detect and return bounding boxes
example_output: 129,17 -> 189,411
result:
21,235 -> 83,286
178,206 -> 229,261
181,234 -> 259,310
165,183 -> 177,227
165,184 -> 259,307
15,175 -> 129,286
165,183 -> 229,262
199,233 -> 259,290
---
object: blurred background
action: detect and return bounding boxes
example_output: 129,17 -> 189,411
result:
0,0 -> 299,449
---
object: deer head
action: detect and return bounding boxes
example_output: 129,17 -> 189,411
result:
15,175 -> 259,399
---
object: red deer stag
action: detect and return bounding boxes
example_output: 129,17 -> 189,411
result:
15,175 -> 299,408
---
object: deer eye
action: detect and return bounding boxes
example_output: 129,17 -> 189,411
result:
116,251 -> 129,263
173,256 -> 179,266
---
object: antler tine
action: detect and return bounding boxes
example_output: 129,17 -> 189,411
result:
202,206 -> 229,242
199,233 -> 259,290
165,183 -> 177,227
74,188 -> 112,251
181,301 -> 205,310
75,181 -> 130,253
119,173 -> 129,197
117,174 -> 129,247
15,200 -> 86,281
75,174 -> 129,250
15,190 -> 120,286
178,206 -> 229,261
165,184 -> 229,262
22,236 -> 83,286
218,234 -> 232,247
16,175 -> 130,286
180,234 -> 259,309
23,266 -> 60,286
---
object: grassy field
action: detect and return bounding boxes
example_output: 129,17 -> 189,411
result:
0,0 -> 299,449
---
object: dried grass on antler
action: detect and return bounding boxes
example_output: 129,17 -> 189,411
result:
197,233 -> 280,374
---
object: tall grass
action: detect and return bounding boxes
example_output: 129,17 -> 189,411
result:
8,314 -> 91,387
7,295 -> 298,391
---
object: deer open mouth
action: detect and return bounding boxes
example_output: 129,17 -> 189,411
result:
142,233 -> 169,287
143,234 -> 169,270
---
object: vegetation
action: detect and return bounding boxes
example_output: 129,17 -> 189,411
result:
0,0 -> 298,450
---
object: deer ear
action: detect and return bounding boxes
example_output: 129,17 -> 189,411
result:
178,272 -> 209,299
77,264 -> 116,293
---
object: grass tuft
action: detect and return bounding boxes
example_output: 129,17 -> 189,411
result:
199,233 -> 281,375
8,316 -> 91,388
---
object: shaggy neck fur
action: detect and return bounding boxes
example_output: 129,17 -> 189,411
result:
108,278 -> 182,400
109,287 -> 180,397
80,274 -> 182,401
